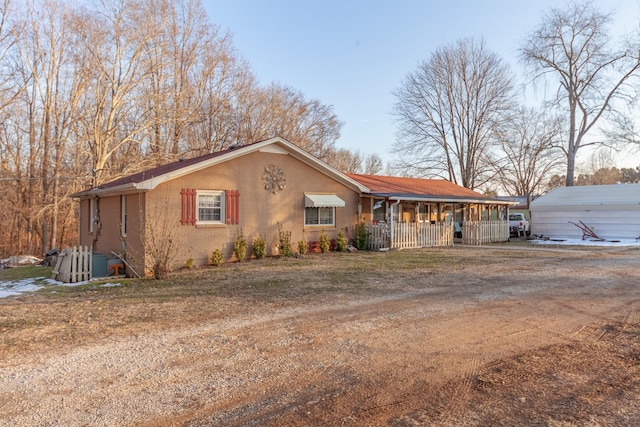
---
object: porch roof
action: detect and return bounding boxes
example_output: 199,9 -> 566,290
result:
347,174 -> 512,205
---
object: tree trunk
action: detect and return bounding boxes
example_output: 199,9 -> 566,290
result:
566,148 -> 576,186
565,96 -> 577,187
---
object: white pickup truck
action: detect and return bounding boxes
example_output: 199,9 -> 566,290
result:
509,213 -> 530,236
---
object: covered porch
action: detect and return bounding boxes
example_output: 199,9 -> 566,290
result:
360,197 -> 511,250
346,174 -> 515,251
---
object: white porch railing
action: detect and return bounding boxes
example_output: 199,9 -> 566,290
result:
461,220 -> 510,245
393,222 -> 453,249
365,222 -> 390,250
363,220 -> 509,250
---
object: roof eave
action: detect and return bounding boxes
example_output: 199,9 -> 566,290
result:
71,182 -> 147,199
370,193 -> 515,204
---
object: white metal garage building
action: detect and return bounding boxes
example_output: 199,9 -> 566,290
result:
529,184 -> 640,239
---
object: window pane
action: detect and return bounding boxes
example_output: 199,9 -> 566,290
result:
305,207 -> 334,225
319,207 -> 333,225
198,194 -> 222,222
199,194 -> 215,207
305,207 -> 319,225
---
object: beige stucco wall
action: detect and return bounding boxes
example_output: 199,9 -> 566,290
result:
78,198 -> 91,247
135,150 -> 360,272
78,193 -> 145,275
360,197 -> 373,223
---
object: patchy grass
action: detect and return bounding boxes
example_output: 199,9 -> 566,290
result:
0,265 -> 52,281
0,246 -> 559,364
35,278 -> 136,298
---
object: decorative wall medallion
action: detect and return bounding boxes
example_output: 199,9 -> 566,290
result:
263,164 -> 286,194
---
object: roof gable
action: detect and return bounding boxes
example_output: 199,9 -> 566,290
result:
72,137 -> 369,198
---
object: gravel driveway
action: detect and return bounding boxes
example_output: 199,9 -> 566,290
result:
1,245 -> 639,426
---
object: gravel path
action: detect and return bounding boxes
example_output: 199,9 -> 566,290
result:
2,247 -> 639,426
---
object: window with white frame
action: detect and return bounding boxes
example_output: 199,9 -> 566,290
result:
197,190 -> 224,224
305,206 -> 335,226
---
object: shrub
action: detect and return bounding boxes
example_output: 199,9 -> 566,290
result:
298,239 -> 308,255
252,234 -> 266,259
234,229 -> 248,262
210,249 -> 223,266
355,221 -> 368,250
185,257 -> 194,269
141,207 -> 181,279
278,223 -> 293,257
319,231 -> 330,253
336,230 -> 348,252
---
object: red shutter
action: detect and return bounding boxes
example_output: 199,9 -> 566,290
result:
180,188 -> 196,225
226,190 -> 240,224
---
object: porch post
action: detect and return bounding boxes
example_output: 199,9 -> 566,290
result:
389,200 -> 400,249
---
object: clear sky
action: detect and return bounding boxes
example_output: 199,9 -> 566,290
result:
204,0 -> 640,168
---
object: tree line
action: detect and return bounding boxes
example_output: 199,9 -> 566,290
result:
392,2 -> 640,198
0,0 -> 382,257
3,0 -> 640,258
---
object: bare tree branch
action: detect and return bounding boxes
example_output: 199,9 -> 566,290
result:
392,38 -> 515,189
520,2 -> 640,186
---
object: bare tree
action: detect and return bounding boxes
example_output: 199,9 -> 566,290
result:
191,52 -> 254,154
393,38 -> 515,189
575,148 -> 621,185
138,0 -> 228,164
14,0 -> 84,253
491,107 -> 564,205
520,2 -> 640,186
586,147 -> 616,173
324,149 -> 384,175
234,83 -> 343,160
0,0 -> 17,110
324,148 -> 363,173
362,153 -> 383,175
71,0 -> 159,185
0,0 -> 349,255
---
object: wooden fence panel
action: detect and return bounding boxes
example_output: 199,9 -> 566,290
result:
393,222 -> 453,249
394,223 -> 415,249
52,246 -> 92,283
364,223 -> 390,251
71,246 -> 92,282
462,221 -> 509,245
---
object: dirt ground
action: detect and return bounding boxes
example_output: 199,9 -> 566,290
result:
1,244 -> 640,426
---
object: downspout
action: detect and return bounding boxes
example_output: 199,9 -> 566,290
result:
389,199 -> 400,249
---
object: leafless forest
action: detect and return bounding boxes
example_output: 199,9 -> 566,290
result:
2,0 -> 640,260
0,0 -> 382,258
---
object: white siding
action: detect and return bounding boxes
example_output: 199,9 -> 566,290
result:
530,184 -> 640,239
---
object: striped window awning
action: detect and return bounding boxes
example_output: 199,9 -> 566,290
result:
304,194 -> 345,208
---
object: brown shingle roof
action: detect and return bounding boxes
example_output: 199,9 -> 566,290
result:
94,145 -> 245,190
346,173 -> 489,199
